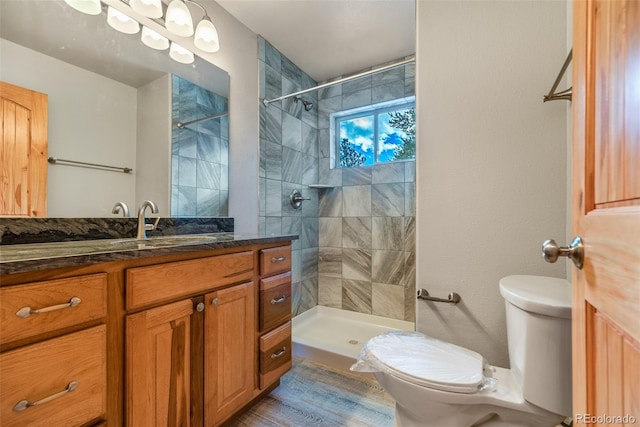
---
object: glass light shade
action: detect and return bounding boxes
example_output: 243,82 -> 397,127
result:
165,0 -> 194,37
64,0 -> 101,15
129,0 -> 163,19
107,7 -> 140,34
194,18 -> 220,53
169,42 -> 194,64
141,27 -> 169,50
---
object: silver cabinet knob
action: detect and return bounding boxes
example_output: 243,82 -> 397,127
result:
542,236 -> 584,269
196,302 -> 205,312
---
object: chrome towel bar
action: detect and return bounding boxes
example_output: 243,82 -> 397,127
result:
48,157 -> 132,174
417,289 -> 461,305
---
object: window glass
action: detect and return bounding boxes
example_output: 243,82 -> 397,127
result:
334,100 -> 415,168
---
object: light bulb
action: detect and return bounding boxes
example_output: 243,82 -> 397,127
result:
130,0 -> 163,19
107,7 -> 140,34
165,0 -> 194,37
169,42 -> 194,64
194,18 -> 220,53
63,0 -> 101,15
141,27 -> 169,50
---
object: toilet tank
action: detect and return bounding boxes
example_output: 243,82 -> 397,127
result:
499,275 -> 572,417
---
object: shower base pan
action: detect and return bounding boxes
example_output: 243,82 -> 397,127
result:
292,306 -> 414,371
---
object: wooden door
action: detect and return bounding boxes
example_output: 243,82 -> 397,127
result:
204,282 -> 255,426
573,0 -> 640,424
126,299 -> 194,427
0,81 -> 47,217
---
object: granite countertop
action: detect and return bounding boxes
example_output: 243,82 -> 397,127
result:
0,233 -> 298,276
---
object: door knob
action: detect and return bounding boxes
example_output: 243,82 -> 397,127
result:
542,236 -> 584,269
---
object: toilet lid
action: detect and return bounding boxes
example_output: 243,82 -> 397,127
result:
364,332 -> 484,393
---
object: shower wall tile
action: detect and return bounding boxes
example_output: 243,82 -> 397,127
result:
301,248 -> 319,280
177,186 -> 196,216
301,190 -> 319,218
342,279 -> 372,314
265,42 -> 281,73
302,155 -> 319,186
265,179 -> 282,216
265,105 -> 282,143
318,217 -> 342,248
178,157 -> 197,187
196,160 -> 220,190
343,185 -> 371,217
372,162 -> 405,184
318,247 -> 342,278
371,183 -> 404,217
318,187 -> 343,217
314,57 -> 417,323
318,275 -> 342,308
302,123 -> 318,157
282,147 -> 302,184
196,188 -> 219,216
372,80 -> 405,104
282,56 -> 303,87
372,283 -> 405,320
282,113 -> 302,151
282,216 -> 302,250
281,181 -> 304,217
291,249 -> 302,283
343,167 -> 372,186
265,64 -> 282,102
342,217 -> 372,249
297,277 -> 318,315
301,217 -> 319,249
371,250 -> 404,286
282,77 -> 302,119
342,88 -> 372,110
405,183 -> 415,217
372,217 -> 404,251
265,140 -> 282,180
265,217 -> 282,236
342,248 -> 372,281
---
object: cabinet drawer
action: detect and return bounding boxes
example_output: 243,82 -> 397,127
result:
0,325 -> 107,427
0,274 -> 107,346
259,246 -> 291,277
126,251 -> 254,310
259,272 -> 291,332
259,321 -> 292,389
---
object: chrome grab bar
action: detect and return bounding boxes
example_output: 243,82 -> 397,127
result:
417,289 -> 461,305
16,297 -> 82,318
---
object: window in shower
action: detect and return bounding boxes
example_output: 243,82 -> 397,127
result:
333,98 -> 415,168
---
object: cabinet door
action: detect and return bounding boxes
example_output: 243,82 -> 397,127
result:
204,282 -> 255,426
126,299 -> 194,427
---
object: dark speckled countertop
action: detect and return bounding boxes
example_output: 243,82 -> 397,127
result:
0,233 -> 297,276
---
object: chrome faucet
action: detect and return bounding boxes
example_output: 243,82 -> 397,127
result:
136,200 -> 160,239
112,202 -> 130,218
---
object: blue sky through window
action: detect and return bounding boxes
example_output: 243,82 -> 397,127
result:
336,101 -> 414,167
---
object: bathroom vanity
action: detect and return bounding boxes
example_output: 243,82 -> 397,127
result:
0,233 -> 294,426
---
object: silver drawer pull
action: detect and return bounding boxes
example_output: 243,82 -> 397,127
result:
270,295 -> 286,304
271,347 -> 287,359
16,297 -> 82,319
271,256 -> 286,263
13,380 -> 79,412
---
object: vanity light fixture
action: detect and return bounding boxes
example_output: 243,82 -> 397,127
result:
63,0 -> 220,63
107,6 -> 140,34
165,0 -> 194,37
129,0 -> 162,19
64,0 -> 102,15
141,26 -> 170,50
169,41 -> 194,64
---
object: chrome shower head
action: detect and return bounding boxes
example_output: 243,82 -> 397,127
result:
294,96 -> 313,111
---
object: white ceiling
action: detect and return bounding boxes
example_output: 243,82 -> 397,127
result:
215,0 -> 416,82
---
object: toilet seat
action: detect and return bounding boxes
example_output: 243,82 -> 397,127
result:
360,332 -> 485,393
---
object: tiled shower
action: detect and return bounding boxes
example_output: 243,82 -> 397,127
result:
259,37 -> 416,322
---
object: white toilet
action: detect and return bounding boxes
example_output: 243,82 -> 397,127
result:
352,275 -> 572,427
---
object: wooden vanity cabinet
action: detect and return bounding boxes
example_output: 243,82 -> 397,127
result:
0,274 -> 107,427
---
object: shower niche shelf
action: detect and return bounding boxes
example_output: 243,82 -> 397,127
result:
307,184 -> 334,189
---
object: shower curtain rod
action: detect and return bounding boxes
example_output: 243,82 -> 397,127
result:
262,56 -> 416,107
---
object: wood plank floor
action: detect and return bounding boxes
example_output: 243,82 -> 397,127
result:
235,357 -> 395,426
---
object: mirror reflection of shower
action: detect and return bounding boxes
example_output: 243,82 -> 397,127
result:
294,96 -> 314,111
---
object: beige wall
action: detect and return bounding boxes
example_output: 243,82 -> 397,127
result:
416,0 -> 568,367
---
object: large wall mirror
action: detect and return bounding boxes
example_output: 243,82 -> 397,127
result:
0,0 -> 230,218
